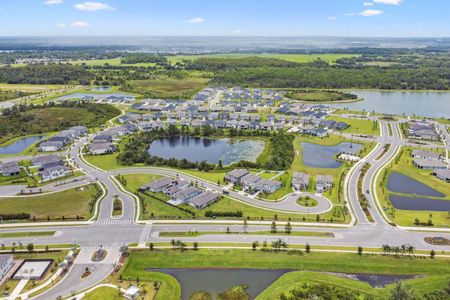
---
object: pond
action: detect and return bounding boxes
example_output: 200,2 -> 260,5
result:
148,136 -> 266,165
146,268 -> 290,300
387,172 -> 445,198
91,86 -> 111,92
332,90 -> 450,118
0,135 -> 45,155
329,272 -> 418,288
301,142 -> 363,168
390,195 -> 450,212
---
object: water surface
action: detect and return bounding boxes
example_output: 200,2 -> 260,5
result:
301,142 -> 362,168
332,90 -> 450,118
390,195 -> 450,211
0,135 -> 45,155
147,268 -> 289,300
148,136 -> 265,165
387,172 -> 445,198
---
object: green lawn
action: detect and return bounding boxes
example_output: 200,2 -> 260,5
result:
0,231 -> 55,238
159,231 -> 334,238
377,147 -> 450,227
327,115 -> 380,136
83,287 -> 122,300
122,249 -> 450,298
0,184 -> 98,221
257,271 -> 449,300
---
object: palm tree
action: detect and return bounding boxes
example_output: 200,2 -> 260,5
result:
407,245 -> 415,257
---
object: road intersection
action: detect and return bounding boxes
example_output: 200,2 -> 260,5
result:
0,120 -> 449,299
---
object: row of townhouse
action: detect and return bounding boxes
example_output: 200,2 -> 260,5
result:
408,121 -> 440,141
39,126 -> 88,152
411,149 -> 449,182
224,169 -> 282,194
88,125 -> 135,155
292,172 -> 333,193
139,177 -> 220,209
31,154 -> 72,182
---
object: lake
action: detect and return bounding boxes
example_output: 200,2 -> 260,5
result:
387,172 -> 445,198
91,86 -> 111,92
147,268 -> 290,300
332,90 -> 450,118
0,135 -> 45,155
301,142 -> 363,168
58,92 -> 135,101
390,195 -> 450,211
148,136 -> 265,165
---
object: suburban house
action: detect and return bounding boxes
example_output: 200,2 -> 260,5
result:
224,169 -> 250,184
31,155 -> 63,170
241,173 -> 262,191
88,141 -> 117,155
0,254 -> 13,280
411,150 -> 442,161
39,140 -> 64,152
0,161 -> 20,177
408,122 -> 439,141
40,165 -> 71,182
259,179 -> 282,194
316,175 -> 333,193
433,169 -> 450,182
413,159 -> 447,170
292,172 -> 310,190
171,186 -> 202,204
189,191 -> 220,209
139,177 -> 174,192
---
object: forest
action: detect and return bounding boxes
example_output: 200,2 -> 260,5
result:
0,101 -> 120,144
0,64 -> 93,85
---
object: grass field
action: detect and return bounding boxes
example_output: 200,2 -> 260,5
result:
327,115 -> 380,136
158,231 -> 334,238
67,58 -> 157,68
0,184 -> 98,221
377,147 -> 450,227
124,76 -> 208,99
0,231 -> 55,238
0,83 -> 63,93
122,249 -> 450,299
167,53 -> 360,65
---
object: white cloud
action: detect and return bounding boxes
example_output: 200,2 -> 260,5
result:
74,2 -> 114,12
359,9 -> 384,16
186,17 -> 205,24
363,2 -> 374,6
328,16 -> 336,20
71,21 -> 90,28
56,23 -> 67,28
44,0 -> 63,4
231,29 -> 243,34
373,0 -> 402,5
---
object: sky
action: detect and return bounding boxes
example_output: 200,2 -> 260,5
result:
0,0 -> 448,37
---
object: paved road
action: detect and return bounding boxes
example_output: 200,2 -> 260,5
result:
0,120 -> 449,299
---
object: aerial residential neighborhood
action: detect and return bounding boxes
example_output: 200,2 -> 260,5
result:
0,1 -> 449,300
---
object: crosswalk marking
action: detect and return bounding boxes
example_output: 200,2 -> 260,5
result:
95,219 -> 134,225
357,224 -> 398,231
139,224 -> 153,245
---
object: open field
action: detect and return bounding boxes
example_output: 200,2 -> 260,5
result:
167,53 -> 360,65
0,184 -> 98,221
0,83 -> 63,93
67,58 -> 157,68
377,147 -> 450,227
327,115 -> 380,136
124,76 -> 209,99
